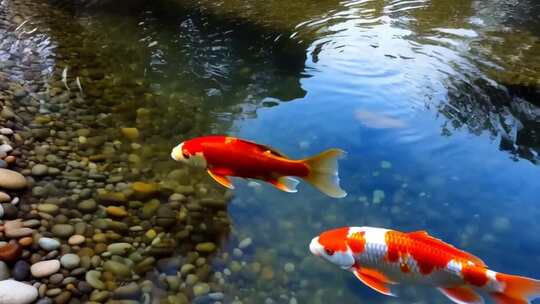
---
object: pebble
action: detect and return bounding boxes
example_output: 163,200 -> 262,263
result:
121,128 -> 140,140
0,128 -> 13,135
113,282 -> 141,300
106,206 -> 128,217
1,203 -> 17,219
38,237 -> 61,251
0,144 -> 12,154
0,242 -> 22,262
85,270 -> 105,289
51,224 -> 74,238
195,242 -> 217,253
37,203 -> 59,214
284,262 -> 295,273
107,243 -> 133,255
238,238 -> 252,249
0,261 -> 9,280
103,260 -> 131,278
68,235 -> 85,245
31,164 -> 48,176
77,199 -> 97,212
60,254 -> 80,269
0,168 -> 27,189
5,227 -> 33,238
0,191 -> 10,203
30,260 -> 61,278
193,282 -> 210,296
0,279 -> 38,304
12,260 -> 30,280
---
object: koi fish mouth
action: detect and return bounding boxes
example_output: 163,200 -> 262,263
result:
171,143 -> 184,161
309,237 -> 322,257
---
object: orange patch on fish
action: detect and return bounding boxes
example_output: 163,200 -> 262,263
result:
462,263 -> 489,287
347,231 -> 366,254
319,228 -> 350,252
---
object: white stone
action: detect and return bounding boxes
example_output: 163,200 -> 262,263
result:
0,279 -> 38,304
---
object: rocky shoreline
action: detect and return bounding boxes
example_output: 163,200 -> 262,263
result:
0,1 -> 237,303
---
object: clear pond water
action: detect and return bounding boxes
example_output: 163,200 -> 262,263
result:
5,0 -> 540,303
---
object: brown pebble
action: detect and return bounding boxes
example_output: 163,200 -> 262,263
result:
77,247 -> 94,257
0,241 -> 22,262
18,236 -> 33,246
54,291 -> 72,304
4,155 -> 15,164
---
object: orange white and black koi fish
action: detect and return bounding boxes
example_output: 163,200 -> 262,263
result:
170,135 -> 347,198
310,226 -> 540,304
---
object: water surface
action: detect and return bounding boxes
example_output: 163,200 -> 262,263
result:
9,0 -> 540,302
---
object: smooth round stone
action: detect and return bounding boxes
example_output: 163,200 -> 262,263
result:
0,279 -> 38,304
51,224 -> 74,238
284,262 -> 295,273
0,261 -> 9,280
12,260 -> 30,280
113,282 -> 141,300
0,191 -> 10,203
49,273 -> 64,285
31,164 -> 48,176
238,238 -> 252,249
121,128 -> 139,140
193,282 -> 210,297
104,260 -> 131,278
77,199 -> 97,213
107,243 -> 133,255
38,237 -> 61,251
1,203 -> 17,219
37,203 -> 59,214
85,270 -> 105,289
60,254 -> 80,269
68,235 -> 85,245
0,168 -> 27,189
30,260 -> 60,278
106,206 -> 128,217
195,242 -> 216,253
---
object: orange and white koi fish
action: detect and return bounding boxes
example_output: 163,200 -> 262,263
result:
310,226 -> 540,304
170,135 -> 347,198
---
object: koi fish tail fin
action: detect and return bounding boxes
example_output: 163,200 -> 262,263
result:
303,148 -> 347,198
490,273 -> 540,304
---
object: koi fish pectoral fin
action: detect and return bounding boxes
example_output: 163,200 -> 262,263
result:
269,176 -> 300,193
352,267 -> 396,297
207,170 -> 234,189
438,286 -> 484,304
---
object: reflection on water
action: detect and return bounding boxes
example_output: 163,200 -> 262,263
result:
5,0 -> 540,302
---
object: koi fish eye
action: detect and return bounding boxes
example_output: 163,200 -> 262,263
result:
182,151 -> 190,159
325,248 -> 335,256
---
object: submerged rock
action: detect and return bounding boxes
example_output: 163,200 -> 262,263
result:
30,260 -> 60,278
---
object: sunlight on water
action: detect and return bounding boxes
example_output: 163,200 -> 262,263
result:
1,0 -> 539,303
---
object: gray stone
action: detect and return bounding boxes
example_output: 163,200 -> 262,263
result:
12,260 -> 30,280
60,254 -> 80,269
38,237 -> 61,251
51,224 -> 74,238
0,261 -> 9,280
113,282 -> 141,300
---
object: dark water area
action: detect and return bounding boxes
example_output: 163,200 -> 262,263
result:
0,0 -> 539,303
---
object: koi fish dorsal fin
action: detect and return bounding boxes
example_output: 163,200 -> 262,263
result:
438,286 -> 485,304
236,139 -> 289,158
207,170 -> 234,189
408,231 -> 486,267
352,267 -> 396,297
